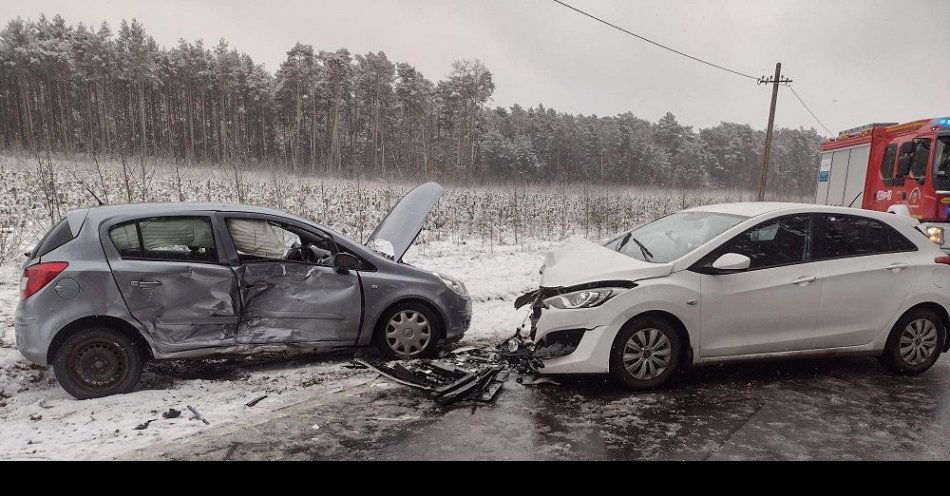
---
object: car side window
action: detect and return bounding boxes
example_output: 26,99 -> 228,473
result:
813,214 -> 910,260
714,215 -> 812,270
109,217 -> 217,262
225,218 -> 334,266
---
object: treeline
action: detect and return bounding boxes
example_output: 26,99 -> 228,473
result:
0,15 -> 822,194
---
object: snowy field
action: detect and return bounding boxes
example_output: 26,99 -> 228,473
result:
0,240 -> 552,460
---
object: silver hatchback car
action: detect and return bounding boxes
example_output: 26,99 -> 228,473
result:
15,182 -> 471,399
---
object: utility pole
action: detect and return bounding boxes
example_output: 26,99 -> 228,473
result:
756,62 -> 792,201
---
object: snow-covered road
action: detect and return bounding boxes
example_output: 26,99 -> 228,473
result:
0,240 -> 553,460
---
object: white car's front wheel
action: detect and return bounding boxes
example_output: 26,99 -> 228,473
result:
610,317 -> 682,390
880,308 -> 944,375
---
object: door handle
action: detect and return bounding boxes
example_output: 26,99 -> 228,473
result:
885,262 -> 909,271
130,279 -> 163,288
791,275 -> 817,286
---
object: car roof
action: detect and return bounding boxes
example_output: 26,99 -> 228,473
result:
77,202 -> 337,233
685,202 -> 815,217
685,201 -> 917,224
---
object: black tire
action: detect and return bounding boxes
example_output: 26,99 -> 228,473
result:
374,302 -> 441,360
52,327 -> 144,399
880,308 -> 944,375
609,316 -> 682,390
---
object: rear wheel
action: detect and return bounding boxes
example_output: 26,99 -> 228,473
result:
375,302 -> 441,359
880,308 -> 944,375
609,317 -> 682,390
52,327 -> 144,399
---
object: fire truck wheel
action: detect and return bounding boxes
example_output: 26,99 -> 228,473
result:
880,308 -> 944,375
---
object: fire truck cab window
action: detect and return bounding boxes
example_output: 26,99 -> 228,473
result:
935,136 -> 950,177
813,214 -> 896,260
880,144 -> 897,179
910,138 -> 931,181
896,142 -> 915,177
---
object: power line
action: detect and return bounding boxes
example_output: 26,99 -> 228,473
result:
551,0 -> 759,81
784,84 -> 834,136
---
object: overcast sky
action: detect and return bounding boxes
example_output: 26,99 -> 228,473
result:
3,0 -> 949,136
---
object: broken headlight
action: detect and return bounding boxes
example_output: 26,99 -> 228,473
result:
544,287 -> 624,309
434,272 -> 468,297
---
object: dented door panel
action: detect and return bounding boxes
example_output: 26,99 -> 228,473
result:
111,260 -> 240,345
236,262 -> 362,344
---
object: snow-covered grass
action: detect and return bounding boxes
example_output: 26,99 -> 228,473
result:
0,153 -> 809,264
0,240 -> 548,460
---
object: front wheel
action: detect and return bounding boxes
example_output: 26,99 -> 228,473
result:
880,308 -> 944,375
52,328 -> 144,399
374,303 -> 441,359
609,317 -> 682,390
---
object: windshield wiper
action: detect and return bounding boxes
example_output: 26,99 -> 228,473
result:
630,237 -> 654,261
616,232 -> 632,251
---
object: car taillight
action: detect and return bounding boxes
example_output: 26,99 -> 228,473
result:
935,256 -> 950,265
21,261 -> 68,300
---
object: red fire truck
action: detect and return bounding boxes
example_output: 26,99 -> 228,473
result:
818,117 -> 950,251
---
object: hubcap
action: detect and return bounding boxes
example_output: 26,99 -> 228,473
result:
385,310 -> 431,357
900,318 -> 938,366
74,341 -> 127,388
622,328 -> 671,380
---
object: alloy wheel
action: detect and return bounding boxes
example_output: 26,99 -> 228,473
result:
899,318 -> 939,366
623,328 -> 672,380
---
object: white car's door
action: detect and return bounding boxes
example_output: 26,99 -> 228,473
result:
697,214 -> 822,357
811,213 -> 916,348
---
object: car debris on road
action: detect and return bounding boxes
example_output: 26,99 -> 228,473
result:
353,328 -> 548,406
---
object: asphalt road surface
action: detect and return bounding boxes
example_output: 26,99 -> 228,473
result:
130,355 -> 950,460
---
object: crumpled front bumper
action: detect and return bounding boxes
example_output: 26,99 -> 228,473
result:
516,284 -> 633,375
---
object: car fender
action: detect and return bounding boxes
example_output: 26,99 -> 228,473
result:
602,270 -> 703,359
870,292 -> 950,350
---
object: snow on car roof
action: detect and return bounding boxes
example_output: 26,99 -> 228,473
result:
685,202 -> 919,226
684,202 -> 809,217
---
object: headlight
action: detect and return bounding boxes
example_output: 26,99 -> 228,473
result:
433,272 -> 468,297
926,226 -> 945,245
543,287 -> 625,309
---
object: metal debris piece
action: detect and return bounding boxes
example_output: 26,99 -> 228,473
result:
245,395 -> 268,407
162,408 -> 182,419
352,328 -> 552,406
187,405 -> 210,425
134,418 -> 158,430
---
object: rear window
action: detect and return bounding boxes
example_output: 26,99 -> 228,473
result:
109,216 -> 218,263
813,214 -> 916,260
33,219 -> 76,259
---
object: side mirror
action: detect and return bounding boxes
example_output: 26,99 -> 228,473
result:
711,253 -> 751,272
332,252 -> 362,273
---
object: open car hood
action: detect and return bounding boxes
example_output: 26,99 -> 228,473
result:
540,237 -> 674,288
366,182 -> 444,261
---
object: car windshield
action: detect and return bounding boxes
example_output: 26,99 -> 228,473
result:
606,211 -> 748,263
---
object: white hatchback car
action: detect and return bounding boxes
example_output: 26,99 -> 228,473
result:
526,202 -> 950,390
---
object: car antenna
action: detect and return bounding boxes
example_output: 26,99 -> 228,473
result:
847,192 -> 862,208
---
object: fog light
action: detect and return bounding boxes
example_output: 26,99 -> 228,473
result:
926,226 -> 945,245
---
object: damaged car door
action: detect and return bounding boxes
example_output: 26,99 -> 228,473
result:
222,215 -> 362,344
106,215 -> 240,345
